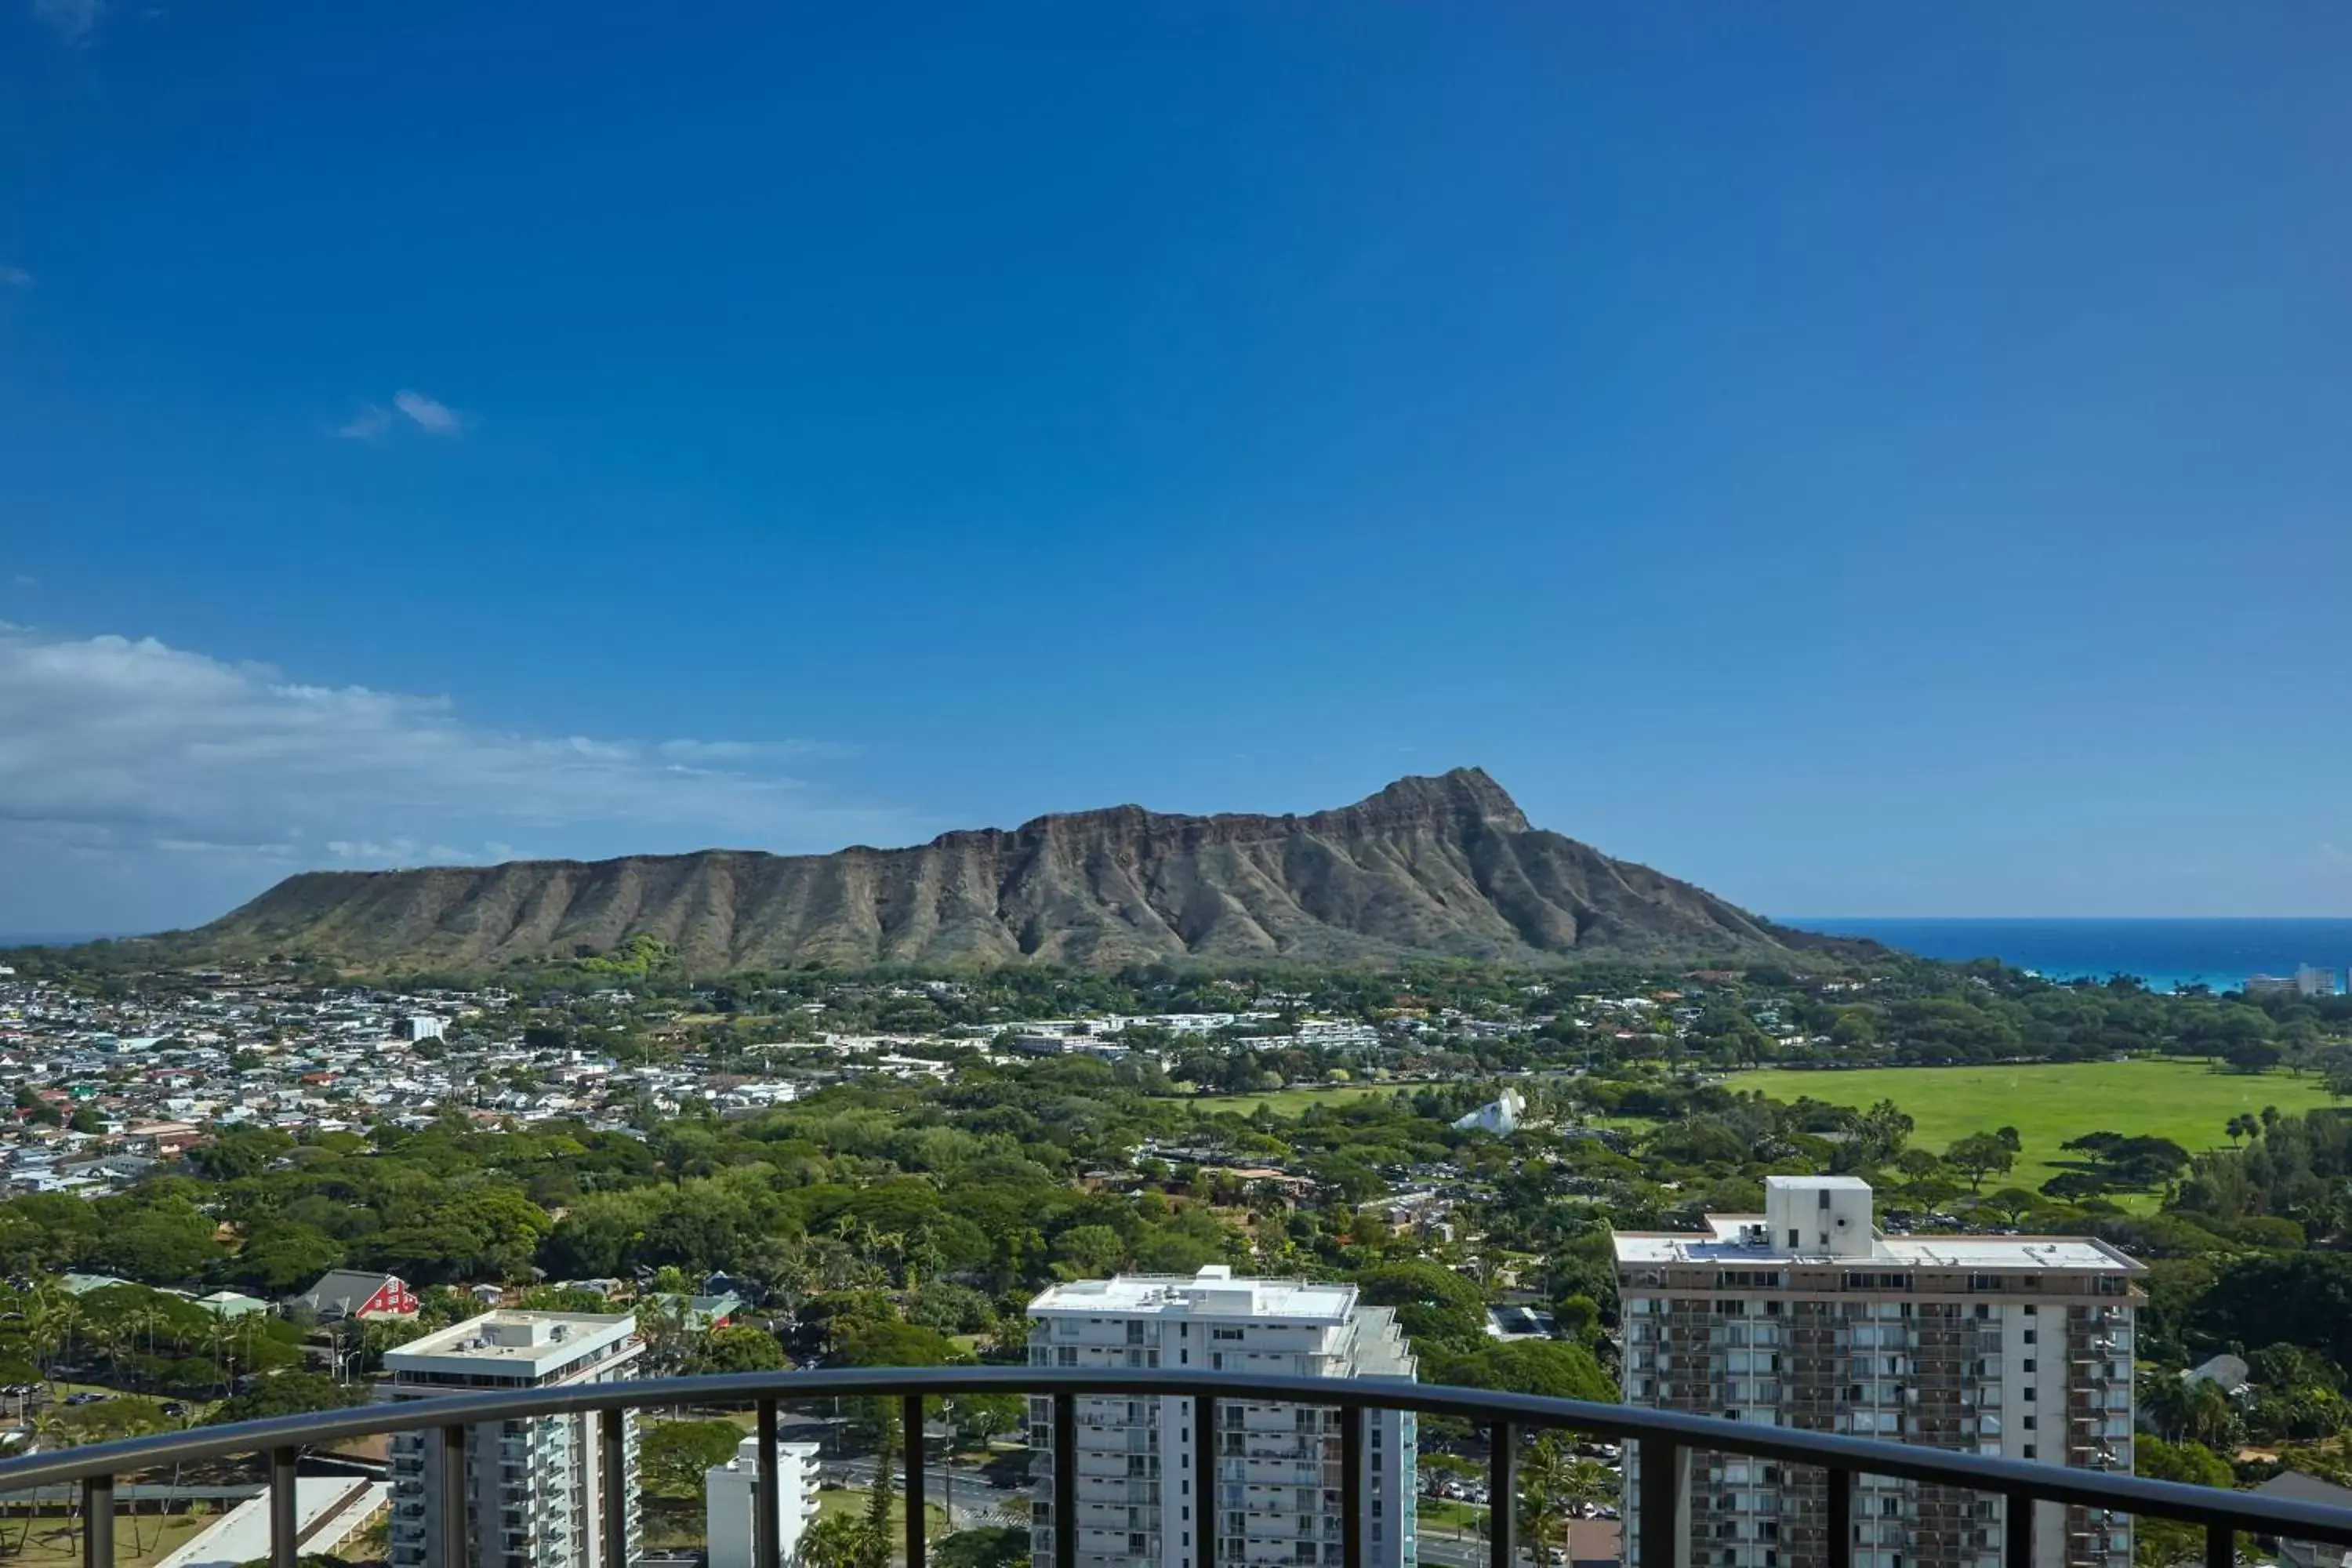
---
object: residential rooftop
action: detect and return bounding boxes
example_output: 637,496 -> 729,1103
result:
1030,1265 -> 1359,1321
383,1310 -> 637,1375
1610,1218 -> 2141,1272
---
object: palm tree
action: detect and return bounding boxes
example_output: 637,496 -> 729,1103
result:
2143,1373 -> 2237,1448
1517,1434 -> 1580,1567
903,1229 -> 944,1292
799,1515 -> 865,1568
22,1286 -> 74,1398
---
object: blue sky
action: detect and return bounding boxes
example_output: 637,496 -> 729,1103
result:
4,2 -> 2350,935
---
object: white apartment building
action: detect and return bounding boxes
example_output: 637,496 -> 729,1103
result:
1614,1177 -> 2142,1568
1027,1267 -> 1418,1568
382,1311 -> 644,1568
706,1437 -> 822,1568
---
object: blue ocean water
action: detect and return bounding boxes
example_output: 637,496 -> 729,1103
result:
1780,917 -> 2352,993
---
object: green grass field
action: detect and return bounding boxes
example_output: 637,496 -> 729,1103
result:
1730,1058 -> 2336,1192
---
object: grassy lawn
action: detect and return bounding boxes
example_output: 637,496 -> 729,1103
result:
1419,1498 -> 1487,1531
0,1508 -> 211,1568
1729,1059 -> 2336,1192
813,1487 -> 949,1534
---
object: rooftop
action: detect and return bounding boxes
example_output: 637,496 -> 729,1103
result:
1030,1265 -> 1359,1321
384,1310 -> 637,1374
1613,1210 -> 2140,1272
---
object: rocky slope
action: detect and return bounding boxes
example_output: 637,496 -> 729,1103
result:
166,768 -> 1871,970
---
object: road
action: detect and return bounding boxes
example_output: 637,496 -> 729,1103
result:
826,1454 -> 1030,1529
818,1456 -> 1618,1566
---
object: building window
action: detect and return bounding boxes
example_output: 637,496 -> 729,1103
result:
2022,1359 -> 2036,1374
2023,1445 -> 2036,1460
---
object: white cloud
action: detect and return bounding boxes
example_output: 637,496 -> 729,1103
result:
0,625 -> 904,906
0,267 -> 31,288
394,389 -> 462,435
29,0 -> 99,42
334,405 -> 393,440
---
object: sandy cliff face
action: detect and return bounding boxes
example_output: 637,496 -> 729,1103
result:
176,768 -> 1868,970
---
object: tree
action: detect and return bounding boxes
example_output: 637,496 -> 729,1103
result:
1049,1225 -> 1127,1279
800,1516 -> 866,1568
233,1225 -> 347,1296
935,1526 -> 1029,1568
1352,1259 -> 1490,1349
1945,1133 -> 2016,1192
2140,1375 -> 2237,1450
206,1373 -> 365,1426
687,1324 -> 788,1375
832,1319 -> 966,1370
1517,1435 -> 1617,1567
1420,1340 -> 1614,1403
638,1419 -> 746,1500
862,1409 -> 898,1568
2136,1437 -> 2234,1568
1980,1188 -> 2038,1225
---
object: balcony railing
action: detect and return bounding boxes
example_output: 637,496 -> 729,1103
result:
2,1367 -> 2350,1568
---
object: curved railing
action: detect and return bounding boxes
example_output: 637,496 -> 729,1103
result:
2,1367 -> 2347,1568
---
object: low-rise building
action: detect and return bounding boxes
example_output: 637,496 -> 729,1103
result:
705,1436 -> 822,1568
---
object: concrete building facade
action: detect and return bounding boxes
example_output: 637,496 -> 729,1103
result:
1026,1267 -> 1418,1568
706,1436 -> 823,1568
1613,1177 -> 2142,1568
382,1311 -> 643,1568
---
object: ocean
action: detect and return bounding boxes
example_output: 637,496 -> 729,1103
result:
1782,917 -> 2352,993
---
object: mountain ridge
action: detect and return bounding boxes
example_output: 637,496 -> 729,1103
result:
162,768 -> 1878,971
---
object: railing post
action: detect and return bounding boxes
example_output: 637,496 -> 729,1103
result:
81,1475 -> 112,1568
270,1446 -> 299,1568
1053,1392 -> 1077,1568
2205,1522 -> 2234,1568
1825,1469 -> 1852,1568
2005,1488 -> 2034,1568
1193,1395 -> 1216,1568
904,1394 -> 928,1568
1636,1437 -> 1682,1568
601,1407 -> 627,1568
1341,1406 -> 1363,1568
757,1399 -> 782,1568
439,1423 -> 468,1568
1489,1420 -> 1515,1568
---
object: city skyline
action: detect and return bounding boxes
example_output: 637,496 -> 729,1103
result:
7,3 -> 2352,932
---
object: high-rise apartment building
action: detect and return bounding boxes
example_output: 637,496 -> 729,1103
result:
1026,1266 -> 1418,1568
382,1310 -> 644,1568
1613,1177 -> 2141,1568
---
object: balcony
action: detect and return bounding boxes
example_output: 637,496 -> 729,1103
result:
2,1366 -> 2347,1568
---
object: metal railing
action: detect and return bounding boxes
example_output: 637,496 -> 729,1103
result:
2,1367 -> 2350,1568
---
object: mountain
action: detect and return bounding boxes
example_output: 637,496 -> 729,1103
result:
162,769 -> 1875,971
